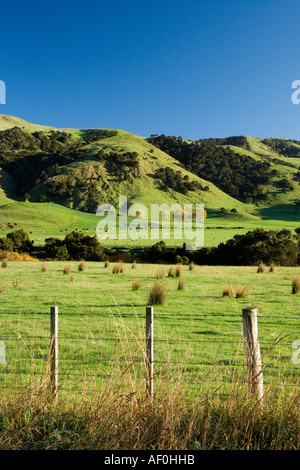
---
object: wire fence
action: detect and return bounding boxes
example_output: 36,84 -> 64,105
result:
0,306 -> 299,399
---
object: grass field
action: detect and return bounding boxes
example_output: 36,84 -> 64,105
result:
0,261 -> 299,399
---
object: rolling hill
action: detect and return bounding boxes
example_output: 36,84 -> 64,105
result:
0,115 -> 299,247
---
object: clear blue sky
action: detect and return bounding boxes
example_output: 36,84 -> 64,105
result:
1,0 -> 300,140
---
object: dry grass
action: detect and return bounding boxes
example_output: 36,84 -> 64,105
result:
132,279 -> 141,291
112,261 -> 125,274
148,280 -> 167,305
78,260 -> 86,272
223,285 -> 251,298
189,261 -> 195,271
63,264 -> 71,275
1,259 -> 8,269
0,355 -> 298,450
177,277 -> 186,290
235,285 -> 251,298
168,264 -> 182,278
292,276 -> 300,294
223,285 -> 236,298
156,268 -> 165,280
42,263 -> 47,272
132,260 -> 137,269
257,262 -> 266,273
269,262 -> 275,273
104,260 -> 110,268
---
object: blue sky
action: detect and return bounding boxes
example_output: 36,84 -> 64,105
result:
1,0 -> 300,139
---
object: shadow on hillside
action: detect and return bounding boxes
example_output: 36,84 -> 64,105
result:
256,204 -> 300,222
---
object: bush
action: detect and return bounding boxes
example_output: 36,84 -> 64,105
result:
148,281 -> 167,305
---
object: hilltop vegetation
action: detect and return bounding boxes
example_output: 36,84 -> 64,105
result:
0,115 -> 299,248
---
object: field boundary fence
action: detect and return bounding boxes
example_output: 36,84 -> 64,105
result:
0,306 -> 299,402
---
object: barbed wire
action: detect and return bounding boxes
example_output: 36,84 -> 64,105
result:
0,311 -> 299,321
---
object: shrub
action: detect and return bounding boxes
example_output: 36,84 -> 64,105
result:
113,261 -> 125,274
257,263 -> 265,273
292,276 -> 300,294
148,281 -> 167,305
78,260 -> 86,272
132,279 -> 141,291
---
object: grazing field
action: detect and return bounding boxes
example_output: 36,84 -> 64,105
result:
0,261 -> 299,450
0,261 -> 299,394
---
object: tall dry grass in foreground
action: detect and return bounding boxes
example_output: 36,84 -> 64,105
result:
0,350 -> 298,450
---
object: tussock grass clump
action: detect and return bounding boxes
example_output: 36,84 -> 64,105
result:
168,264 -> 182,278
177,277 -> 186,290
189,261 -> 195,271
223,285 -> 236,298
113,261 -> 125,274
132,260 -> 137,269
63,264 -> 71,275
42,263 -> 47,272
132,279 -> 141,291
70,275 -> 74,283
235,285 -> 251,298
148,280 -> 167,305
0,283 -> 6,294
78,260 -> 86,272
1,259 -> 8,269
269,262 -> 275,273
257,262 -> 265,273
223,285 -> 251,298
292,276 -> 300,294
104,260 -> 110,268
156,268 -> 165,280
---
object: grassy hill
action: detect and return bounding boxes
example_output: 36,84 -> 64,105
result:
0,115 -> 299,248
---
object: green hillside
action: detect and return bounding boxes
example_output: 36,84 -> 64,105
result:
0,115 -> 299,249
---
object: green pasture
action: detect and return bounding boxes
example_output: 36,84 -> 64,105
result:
0,262 -> 299,397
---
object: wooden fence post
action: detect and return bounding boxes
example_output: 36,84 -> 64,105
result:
146,306 -> 154,397
50,306 -> 59,401
242,307 -> 264,402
